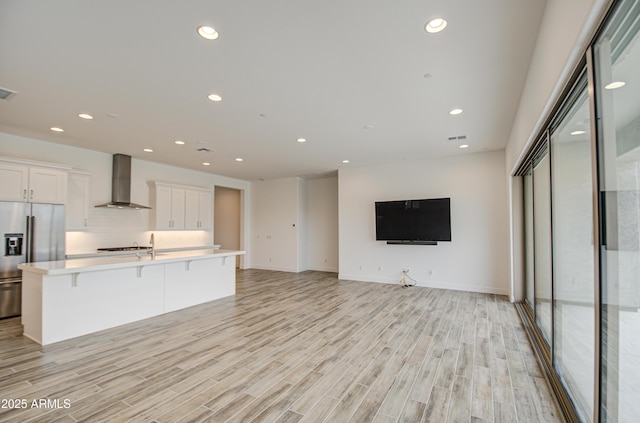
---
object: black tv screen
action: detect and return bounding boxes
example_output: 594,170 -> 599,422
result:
375,198 -> 451,242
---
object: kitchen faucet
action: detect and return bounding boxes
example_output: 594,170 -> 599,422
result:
149,233 -> 155,259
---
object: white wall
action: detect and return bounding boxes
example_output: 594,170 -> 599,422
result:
505,0 -> 610,173
0,132 -> 251,259
250,177 -> 300,272
297,178 -> 308,272
306,177 -> 339,272
338,151 -> 509,295
249,176 -> 339,273
214,186 -> 241,250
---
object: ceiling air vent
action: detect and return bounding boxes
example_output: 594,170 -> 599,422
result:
447,135 -> 467,142
197,147 -> 214,153
0,87 -> 17,101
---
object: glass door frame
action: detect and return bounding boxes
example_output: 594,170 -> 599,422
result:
586,45 -> 602,423
515,53 -> 603,422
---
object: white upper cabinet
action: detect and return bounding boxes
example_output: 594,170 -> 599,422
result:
185,189 -> 213,229
197,190 -> 213,229
0,160 -> 67,204
66,172 -> 90,230
0,163 -> 29,202
152,184 -> 185,230
28,167 -> 67,204
150,182 -> 211,231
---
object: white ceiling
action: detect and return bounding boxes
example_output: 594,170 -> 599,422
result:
0,0 -> 547,181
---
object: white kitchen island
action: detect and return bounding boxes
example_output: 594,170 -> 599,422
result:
18,249 -> 244,345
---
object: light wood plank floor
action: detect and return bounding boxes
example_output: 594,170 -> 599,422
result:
0,270 -> 563,422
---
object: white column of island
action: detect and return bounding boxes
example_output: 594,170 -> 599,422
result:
18,249 -> 244,345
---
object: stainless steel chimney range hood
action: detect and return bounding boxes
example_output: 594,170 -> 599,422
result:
95,154 -> 151,209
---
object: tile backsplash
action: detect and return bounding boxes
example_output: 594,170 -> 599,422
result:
66,207 -> 212,254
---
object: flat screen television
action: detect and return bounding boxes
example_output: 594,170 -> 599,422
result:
375,198 -> 451,244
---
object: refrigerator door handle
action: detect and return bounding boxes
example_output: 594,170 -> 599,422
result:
26,215 -> 35,263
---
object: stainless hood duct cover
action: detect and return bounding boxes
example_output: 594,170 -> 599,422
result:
95,154 -> 151,209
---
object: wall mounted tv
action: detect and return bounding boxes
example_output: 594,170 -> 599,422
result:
375,198 -> 451,245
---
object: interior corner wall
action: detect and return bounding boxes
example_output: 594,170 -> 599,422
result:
249,176 -> 339,273
338,150 -> 510,295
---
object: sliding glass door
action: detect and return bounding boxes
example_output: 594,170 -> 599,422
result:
524,168 -> 535,309
533,146 -> 553,346
549,74 -> 595,422
517,1 -> 640,421
593,1 -> 640,420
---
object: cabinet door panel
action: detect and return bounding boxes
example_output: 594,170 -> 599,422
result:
184,189 -> 200,229
29,168 -> 66,204
198,190 -> 213,229
171,188 -> 186,229
0,163 -> 29,202
66,173 -> 90,230
154,185 -> 173,229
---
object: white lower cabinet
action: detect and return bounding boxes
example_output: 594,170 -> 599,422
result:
20,252 -> 240,345
164,258 -> 235,312
25,265 -> 166,345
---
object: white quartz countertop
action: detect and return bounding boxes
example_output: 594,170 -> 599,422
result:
18,249 -> 245,276
65,245 -> 221,259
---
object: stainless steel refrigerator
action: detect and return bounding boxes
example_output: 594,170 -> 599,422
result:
0,201 -> 65,318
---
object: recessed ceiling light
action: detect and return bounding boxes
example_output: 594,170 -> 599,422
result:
570,130 -> 586,135
235,158 -> 243,162
197,25 -> 219,40
143,148 -> 153,153
449,108 -> 463,115
50,127 -> 64,132
207,93 -> 222,102
604,81 -> 626,90
459,144 -> 469,149
174,140 -> 185,145
342,160 -> 350,164
78,113 -> 94,120
297,138 -> 307,143
202,162 -> 211,166
425,18 -> 447,33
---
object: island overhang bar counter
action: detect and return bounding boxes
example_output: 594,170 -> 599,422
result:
18,249 -> 245,345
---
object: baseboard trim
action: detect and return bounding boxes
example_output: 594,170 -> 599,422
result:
338,273 -> 509,296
